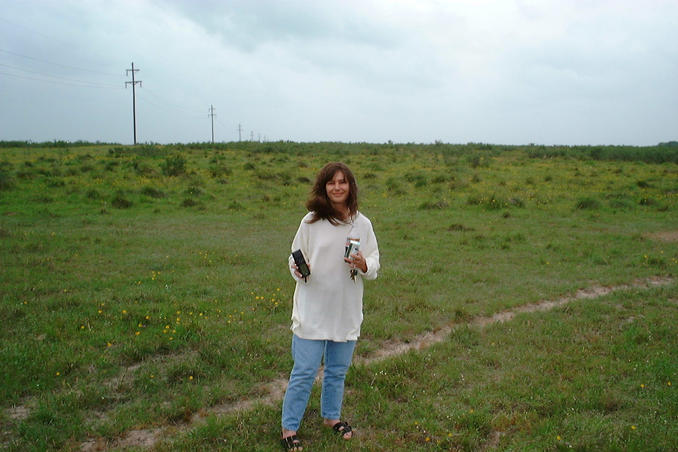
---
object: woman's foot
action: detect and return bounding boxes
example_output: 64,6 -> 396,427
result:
281,429 -> 302,451
324,419 -> 353,440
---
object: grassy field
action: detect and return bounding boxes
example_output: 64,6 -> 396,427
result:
0,141 -> 676,451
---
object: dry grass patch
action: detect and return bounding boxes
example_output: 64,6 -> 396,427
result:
646,230 -> 678,242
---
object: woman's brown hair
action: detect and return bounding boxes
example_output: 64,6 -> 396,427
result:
306,162 -> 358,225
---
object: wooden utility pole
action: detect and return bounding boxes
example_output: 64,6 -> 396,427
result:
209,105 -> 216,143
125,62 -> 142,145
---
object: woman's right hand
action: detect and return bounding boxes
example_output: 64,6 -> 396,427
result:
291,263 -> 311,280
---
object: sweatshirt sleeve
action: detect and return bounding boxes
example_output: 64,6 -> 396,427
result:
288,215 -> 310,281
359,217 -> 380,281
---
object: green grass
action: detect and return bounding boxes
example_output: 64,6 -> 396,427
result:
169,285 -> 677,451
0,142 -> 676,451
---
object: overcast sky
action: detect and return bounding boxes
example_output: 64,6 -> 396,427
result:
1,0 -> 677,145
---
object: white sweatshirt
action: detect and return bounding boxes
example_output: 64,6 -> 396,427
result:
288,211 -> 380,342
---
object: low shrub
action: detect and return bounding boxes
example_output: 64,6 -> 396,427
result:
35,195 -> 54,203
432,174 -> 451,183
448,223 -> 474,232
608,199 -> 632,209
466,154 -> 490,168
184,186 -> 203,197
133,161 -> 158,177
46,178 -> 65,188
162,155 -> 187,176
112,195 -> 133,209
576,197 -> 601,210
419,199 -> 449,210
255,170 -> 292,185
386,177 -> 406,195
140,186 -> 166,199
508,197 -> 525,208
16,170 -> 34,180
86,189 -> 101,200
209,165 -> 232,178
484,194 -> 506,210
0,169 -> 14,190
405,172 -> 427,187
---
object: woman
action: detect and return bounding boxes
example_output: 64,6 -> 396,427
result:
281,162 -> 380,451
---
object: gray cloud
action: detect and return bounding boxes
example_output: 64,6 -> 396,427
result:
1,0 -> 676,145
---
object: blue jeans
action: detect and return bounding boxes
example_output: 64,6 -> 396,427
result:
281,335 -> 357,431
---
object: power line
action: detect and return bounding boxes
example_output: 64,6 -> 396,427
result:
214,116 -> 235,141
0,48 -> 118,76
125,62 -> 142,145
0,70 -> 122,90
135,92 -> 202,120
139,87 -> 204,117
0,17 -> 105,66
0,63 -> 120,89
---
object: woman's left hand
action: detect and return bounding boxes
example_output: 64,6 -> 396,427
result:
344,250 -> 367,273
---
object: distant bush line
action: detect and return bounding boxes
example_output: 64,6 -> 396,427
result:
1,140 -> 677,164
0,140 -> 118,148
525,144 -> 678,164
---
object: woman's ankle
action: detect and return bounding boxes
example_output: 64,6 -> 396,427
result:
282,428 -> 297,438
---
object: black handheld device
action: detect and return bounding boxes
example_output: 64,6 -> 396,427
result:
292,249 -> 310,281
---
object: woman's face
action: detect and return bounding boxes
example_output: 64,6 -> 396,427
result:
326,170 -> 350,207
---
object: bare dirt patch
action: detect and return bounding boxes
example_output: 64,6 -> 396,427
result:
482,430 -> 505,451
6,405 -> 29,421
646,230 -> 678,242
81,428 -> 162,452
204,378 -> 290,420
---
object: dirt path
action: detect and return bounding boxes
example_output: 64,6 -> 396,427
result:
78,276 -> 673,451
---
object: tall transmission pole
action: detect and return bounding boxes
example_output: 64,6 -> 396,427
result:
208,105 -> 216,143
238,123 -> 243,142
125,62 -> 142,145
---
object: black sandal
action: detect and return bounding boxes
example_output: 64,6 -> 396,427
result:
281,434 -> 302,450
332,421 -> 353,439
